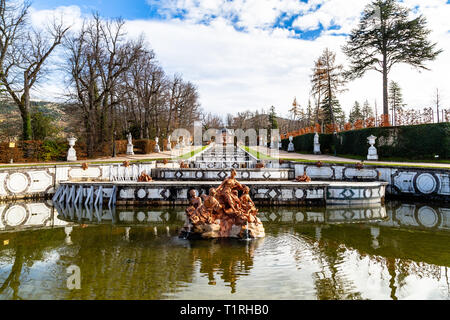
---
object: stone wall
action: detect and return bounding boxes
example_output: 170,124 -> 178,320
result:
0,162 -> 155,200
291,162 -> 449,202
0,161 -> 447,203
56,180 -> 386,206
152,168 -> 295,181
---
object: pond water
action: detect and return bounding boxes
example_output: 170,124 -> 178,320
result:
0,201 -> 449,300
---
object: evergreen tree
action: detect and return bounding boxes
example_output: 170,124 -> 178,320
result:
31,111 -> 60,140
321,92 -> 344,129
362,100 -> 374,121
388,81 -> 404,126
349,101 -> 363,123
269,106 -> 279,129
343,0 -> 442,118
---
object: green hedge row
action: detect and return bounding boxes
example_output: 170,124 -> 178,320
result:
282,123 -> 450,160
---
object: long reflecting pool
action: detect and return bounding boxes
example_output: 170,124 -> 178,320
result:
0,201 -> 449,300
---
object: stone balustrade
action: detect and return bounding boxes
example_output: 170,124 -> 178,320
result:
291,162 -> 449,202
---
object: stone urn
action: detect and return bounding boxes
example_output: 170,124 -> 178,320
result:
287,136 -> 295,152
67,137 -> 77,162
367,135 -> 378,160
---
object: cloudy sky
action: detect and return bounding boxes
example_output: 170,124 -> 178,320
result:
30,0 -> 450,119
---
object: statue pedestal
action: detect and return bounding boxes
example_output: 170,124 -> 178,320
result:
180,221 -> 265,240
367,135 -> 378,160
67,147 -> 77,161
67,137 -> 77,162
314,143 -> 321,155
126,144 -> 134,155
288,142 -> 295,152
313,133 -> 321,155
367,146 -> 378,160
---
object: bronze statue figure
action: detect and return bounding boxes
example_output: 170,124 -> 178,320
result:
180,169 -> 265,239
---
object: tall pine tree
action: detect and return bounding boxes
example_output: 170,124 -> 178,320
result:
269,106 -> 279,130
343,0 -> 442,119
321,92 -> 344,129
362,100 -> 374,121
349,101 -> 363,123
388,81 -> 404,126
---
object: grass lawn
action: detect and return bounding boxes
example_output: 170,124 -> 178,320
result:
176,145 -> 209,160
241,146 -> 277,160
335,154 -> 450,164
0,146 -> 210,168
0,158 -> 170,169
281,157 -> 449,169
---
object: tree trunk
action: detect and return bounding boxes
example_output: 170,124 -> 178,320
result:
382,55 -> 389,119
86,113 -> 95,158
436,89 -> 440,123
20,81 -> 32,141
20,108 -> 32,141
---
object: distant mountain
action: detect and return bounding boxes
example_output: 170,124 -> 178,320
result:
0,100 -> 75,139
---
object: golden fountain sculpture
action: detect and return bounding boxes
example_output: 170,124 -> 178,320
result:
180,169 -> 265,239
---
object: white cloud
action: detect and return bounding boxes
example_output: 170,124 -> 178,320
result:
293,0 -> 370,33
148,0 -> 308,31
29,1 -> 450,119
29,5 -> 83,29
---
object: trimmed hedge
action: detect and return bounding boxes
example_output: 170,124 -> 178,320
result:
282,123 -> 450,160
0,139 -> 69,163
134,139 -> 157,154
0,138 -> 160,163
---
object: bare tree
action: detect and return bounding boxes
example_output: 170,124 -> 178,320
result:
202,112 -> 223,131
65,14 -> 143,156
0,0 -> 70,140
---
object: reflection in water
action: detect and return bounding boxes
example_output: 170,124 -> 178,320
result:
0,200 -> 449,300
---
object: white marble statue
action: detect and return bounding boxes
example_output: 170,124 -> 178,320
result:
166,135 -> 172,151
260,137 -> 267,147
367,135 -> 378,160
313,133 -> 321,155
154,137 -> 161,153
67,137 -> 77,161
287,136 -> 295,152
126,133 -> 134,155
